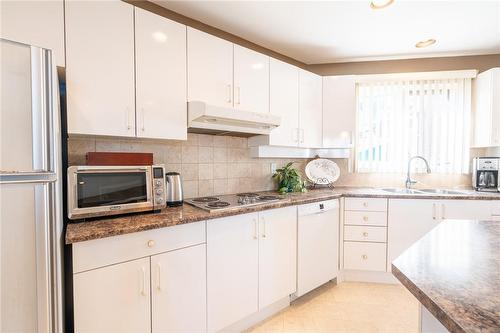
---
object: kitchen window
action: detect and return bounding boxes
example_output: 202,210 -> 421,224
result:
356,77 -> 472,174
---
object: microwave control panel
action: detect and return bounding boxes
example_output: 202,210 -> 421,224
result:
152,165 -> 167,209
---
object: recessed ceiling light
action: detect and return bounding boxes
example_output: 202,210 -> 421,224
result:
415,39 -> 437,48
370,0 -> 394,9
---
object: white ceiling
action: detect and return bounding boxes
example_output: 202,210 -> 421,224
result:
153,0 -> 500,64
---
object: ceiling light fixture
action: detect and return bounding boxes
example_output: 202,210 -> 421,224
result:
370,0 -> 394,9
415,39 -> 436,48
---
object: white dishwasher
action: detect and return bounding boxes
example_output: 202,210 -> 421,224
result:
297,199 -> 339,297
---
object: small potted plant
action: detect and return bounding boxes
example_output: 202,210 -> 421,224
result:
273,162 -> 307,194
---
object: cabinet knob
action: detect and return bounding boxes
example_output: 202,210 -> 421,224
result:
362,255 -> 368,260
362,232 -> 369,237
363,216 -> 369,222
363,202 -> 368,207
147,240 -> 155,247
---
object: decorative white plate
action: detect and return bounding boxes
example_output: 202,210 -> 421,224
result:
305,159 -> 340,185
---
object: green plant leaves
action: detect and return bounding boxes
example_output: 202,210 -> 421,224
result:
272,162 -> 307,193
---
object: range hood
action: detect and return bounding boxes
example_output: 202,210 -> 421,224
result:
188,101 -> 281,136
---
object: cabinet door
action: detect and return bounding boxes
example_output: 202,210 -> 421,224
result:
387,199 -> 440,271
322,75 -> 356,148
491,68 -> 500,146
73,258 -> 151,333
233,45 -> 270,113
0,0 -> 65,66
269,58 -> 299,147
207,213 -> 259,332
299,70 -> 323,148
474,71 -> 493,147
439,200 -> 493,220
135,8 -> 187,140
258,206 -> 297,309
66,0 -> 135,137
187,28 -> 233,108
151,244 -> 206,333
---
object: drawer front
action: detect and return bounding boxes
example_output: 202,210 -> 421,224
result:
344,211 -> 387,226
344,225 -> 387,243
344,198 -> 387,212
343,242 -> 386,272
73,221 -> 206,273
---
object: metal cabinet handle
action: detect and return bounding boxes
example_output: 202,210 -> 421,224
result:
126,107 -> 132,130
227,84 -> 232,103
432,203 -> 436,220
362,255 -> 368,260
141,107 -> 145,132
362,216 -> 369,222
236,86 -> 241,105
140,267 -> 147,296
363,202 -> 368,207
147,240 -> 155,247
362,232 -> 368,237
441,204 -> 445,220
253,218 -> 258,239
156,264 -> 161,291
300,128 -> 304,143
261,217 -> 266,238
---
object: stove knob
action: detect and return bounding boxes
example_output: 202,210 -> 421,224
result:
155,189 -> 163,195
156,197 -> 164,204
154,180 -> 162,187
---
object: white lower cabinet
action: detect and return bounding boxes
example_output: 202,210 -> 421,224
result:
387,199 -> 495,271
258,207 -> 297,309
151,244 -> 206,333
73,257 -> 151,333
207,213 -> 259,332
343,242 -> 386,272
207,207 -> 297,332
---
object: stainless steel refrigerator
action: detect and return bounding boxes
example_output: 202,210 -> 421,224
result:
0,39 -> 63,332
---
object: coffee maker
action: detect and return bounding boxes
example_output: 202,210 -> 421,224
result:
472,157 -> 500,192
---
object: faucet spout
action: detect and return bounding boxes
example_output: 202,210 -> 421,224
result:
405,156 -> 431,189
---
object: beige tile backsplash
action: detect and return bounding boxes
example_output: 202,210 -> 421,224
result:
68,133 -> 488,198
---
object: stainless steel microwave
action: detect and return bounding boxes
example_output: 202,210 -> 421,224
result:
68,165 -> 166,220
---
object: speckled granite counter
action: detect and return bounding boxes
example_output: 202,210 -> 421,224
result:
66,187 -> 500,244
392,220 -> 500,333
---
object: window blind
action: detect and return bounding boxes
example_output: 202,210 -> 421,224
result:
356,78 -> 471,174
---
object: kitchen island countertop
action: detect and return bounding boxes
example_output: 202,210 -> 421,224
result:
392,219 -> 500,333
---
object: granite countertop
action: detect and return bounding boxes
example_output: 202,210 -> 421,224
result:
65,187 -> 500,244
392,220 -> 500,333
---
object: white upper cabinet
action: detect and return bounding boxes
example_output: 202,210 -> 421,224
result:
187,28 -> 233,108
268,59 -> 300,147
299,70 -> 323,148
135,8 -> 187,140
323,75 -> 357,148
258,206 -> 297,309
233,45 -> 270,113
474,68 -> 500,147
0,0 -> 65,66
66,0 -> 136,137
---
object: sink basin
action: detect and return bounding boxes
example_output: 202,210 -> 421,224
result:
380,188 -> 424,194
418,189 -> 467,195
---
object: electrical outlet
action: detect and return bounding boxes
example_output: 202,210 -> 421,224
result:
270,163 -> 277,174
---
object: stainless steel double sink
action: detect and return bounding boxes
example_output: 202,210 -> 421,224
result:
380,188 -> 468,195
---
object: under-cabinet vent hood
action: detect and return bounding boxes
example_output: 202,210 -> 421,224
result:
188,101 -> 281,136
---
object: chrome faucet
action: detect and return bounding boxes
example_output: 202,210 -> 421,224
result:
405,156 -> 431,189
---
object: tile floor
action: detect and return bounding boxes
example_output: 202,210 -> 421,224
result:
246,282 -> 419,333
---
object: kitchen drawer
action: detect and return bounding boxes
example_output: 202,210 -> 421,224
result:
344,211 -> 387,226
344,198 -> 387,212
344,225 -> 387,243
73,221 -> 206,273
343,242 -> 386,272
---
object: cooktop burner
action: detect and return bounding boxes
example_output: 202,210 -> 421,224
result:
185,192 -> 285,212
192,197 -> 219,203
257,195 -> 281,201
207,201 -> 230,208
236,193 -> 259,197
